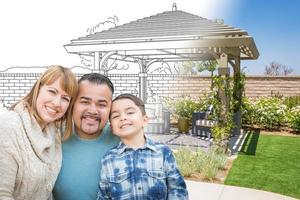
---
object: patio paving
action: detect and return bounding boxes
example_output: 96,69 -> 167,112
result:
146,128 -> 211,151
146,128 -> 247,153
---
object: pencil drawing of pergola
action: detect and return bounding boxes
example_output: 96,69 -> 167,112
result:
64,4 -> 259,112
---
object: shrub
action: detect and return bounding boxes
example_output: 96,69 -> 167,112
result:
255,97 -> 287,129
174,147 -> 228,180
200,159 -> 219,180
283,96 -> 300,109
199,147 -> 227,180
242,96 -> 300,130
211,151 -> 228,170
287,106 -> 300,132
241,97 -> 257,125
205,147 -> 228,170
174,147 -> 197,176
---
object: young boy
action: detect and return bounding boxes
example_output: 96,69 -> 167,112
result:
96,94 -> 188,200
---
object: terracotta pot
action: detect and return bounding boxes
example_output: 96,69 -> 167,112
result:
178,117 -> 190,133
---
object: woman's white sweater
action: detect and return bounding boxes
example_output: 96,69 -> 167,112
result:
0,104 -> 62,200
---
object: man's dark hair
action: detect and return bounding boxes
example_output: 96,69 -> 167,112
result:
112,93 -> 146,115
79,73 -> 114,94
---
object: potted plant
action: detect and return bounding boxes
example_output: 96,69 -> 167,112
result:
173,97 -> 200,133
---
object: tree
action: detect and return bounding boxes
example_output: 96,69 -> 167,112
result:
264,61 -> 293,76
196,60 -> 217,90
179,60 -> 217,90
179,61 -> 198,74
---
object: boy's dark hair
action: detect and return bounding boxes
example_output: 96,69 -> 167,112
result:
79,73 -> 114,94
112,94 -> 146,115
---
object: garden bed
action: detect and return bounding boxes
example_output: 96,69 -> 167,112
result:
243,125 -> 300,137
185,156 -> 234,184
182,128 -> 299,185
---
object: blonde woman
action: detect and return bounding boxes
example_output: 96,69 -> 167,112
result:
0,65 -> 78,200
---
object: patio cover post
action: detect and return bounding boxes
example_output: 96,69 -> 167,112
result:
93,51 -> 101,72
92,51 -> 105,74
217,53 -> 230,122
139,72 -> 147,102
232,56 -> 242,135
136,58 -> 148,102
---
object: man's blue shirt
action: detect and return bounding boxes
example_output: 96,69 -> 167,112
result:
97,137 -> 188,200
53,124 -> 120,200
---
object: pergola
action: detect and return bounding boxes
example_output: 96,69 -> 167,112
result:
65,4 -> 258,101
64,4 -> 259,131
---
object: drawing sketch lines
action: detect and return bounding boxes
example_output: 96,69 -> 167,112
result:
63,3 -> 258,102
0,3 -> 259,109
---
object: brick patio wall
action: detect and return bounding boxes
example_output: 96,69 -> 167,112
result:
1,73 -> 300,107
244,76 -> 300,97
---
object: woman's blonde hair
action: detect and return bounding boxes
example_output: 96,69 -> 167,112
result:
11,65 -> 78,140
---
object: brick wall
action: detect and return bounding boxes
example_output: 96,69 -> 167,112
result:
244,76 -> 300,97
0,73 -> 40,107
1,73 -> 300,107
146,75 -> 211,99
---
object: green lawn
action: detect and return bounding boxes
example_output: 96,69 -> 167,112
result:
225,131 -> 300,199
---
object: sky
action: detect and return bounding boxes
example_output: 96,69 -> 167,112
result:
0,0 -> 299,75
225,0 -> 300,75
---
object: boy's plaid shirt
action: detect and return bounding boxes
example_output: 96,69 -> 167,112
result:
97,137 -> 188,200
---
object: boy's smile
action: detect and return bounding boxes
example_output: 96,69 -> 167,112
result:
110,98 -> 148,148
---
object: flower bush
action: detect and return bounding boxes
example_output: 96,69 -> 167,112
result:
242,97 -> 287,130
258,97 -> 288,129
241,96 -> 300,132
241,97 -> 257,125
287,106 -> 300,132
